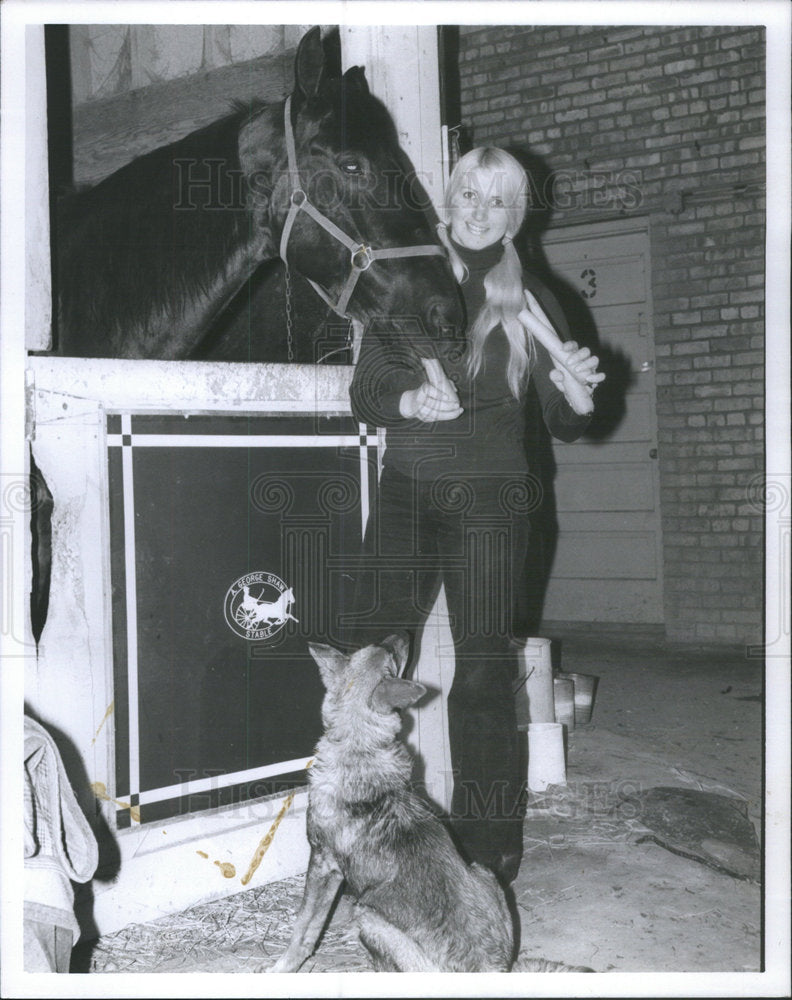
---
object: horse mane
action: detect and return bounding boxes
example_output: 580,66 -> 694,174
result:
56,101 -> 278,352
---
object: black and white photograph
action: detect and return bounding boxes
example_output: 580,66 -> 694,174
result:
1,1 -> 789,997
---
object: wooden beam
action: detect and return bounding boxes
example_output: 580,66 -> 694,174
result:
26,26 -> 52,351
72,49 -> 295,187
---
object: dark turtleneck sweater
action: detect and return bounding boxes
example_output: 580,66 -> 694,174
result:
349,237 -> 591,482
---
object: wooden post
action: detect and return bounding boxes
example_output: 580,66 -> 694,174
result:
25,25 -> 52,352
340,26 -> 445,209
340,27 -> 454,810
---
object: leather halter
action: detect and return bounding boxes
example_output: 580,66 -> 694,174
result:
278,96 -> 446,318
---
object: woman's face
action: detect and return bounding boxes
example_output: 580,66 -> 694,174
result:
448,166 -> 511,250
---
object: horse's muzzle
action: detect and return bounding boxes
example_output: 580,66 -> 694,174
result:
426,295 -> 465,344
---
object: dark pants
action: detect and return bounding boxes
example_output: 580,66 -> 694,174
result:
338,466 -> 532,883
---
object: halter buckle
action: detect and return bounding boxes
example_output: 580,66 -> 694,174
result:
351,243 -> 374,271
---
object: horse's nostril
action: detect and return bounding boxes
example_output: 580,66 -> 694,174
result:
427,298 -> 464,340
427,299 -> 457,330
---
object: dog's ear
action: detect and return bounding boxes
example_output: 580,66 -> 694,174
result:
378,632 -> 411,673
369,676 -> 426,714
308,642 -> 347,689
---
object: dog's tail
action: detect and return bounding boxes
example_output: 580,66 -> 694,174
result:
512,954 -> 595,973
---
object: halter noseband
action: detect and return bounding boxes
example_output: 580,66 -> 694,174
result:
278,95 -> 446,318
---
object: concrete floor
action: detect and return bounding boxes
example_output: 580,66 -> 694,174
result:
73,626 -> 765,979
511,624 -> 762,973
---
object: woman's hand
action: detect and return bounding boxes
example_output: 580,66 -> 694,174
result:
519,290 -> 605,416
399,358 -> 464,422
547,342 -> 602,415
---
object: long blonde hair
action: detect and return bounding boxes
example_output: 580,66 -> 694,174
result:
438,148 -> 534,398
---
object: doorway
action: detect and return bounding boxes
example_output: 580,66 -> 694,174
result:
538,218 -> 664,624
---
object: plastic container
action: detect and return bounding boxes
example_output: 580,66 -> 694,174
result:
514,637 -> 554,726
557,671 -> 599,725
553,675 -> 576,730
527,721 -> 567,791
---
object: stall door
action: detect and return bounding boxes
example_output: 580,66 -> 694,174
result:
107,411 -> 377,826
539,219 -> 664,623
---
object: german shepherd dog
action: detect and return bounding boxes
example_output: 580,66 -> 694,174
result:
269,634 -> 593,973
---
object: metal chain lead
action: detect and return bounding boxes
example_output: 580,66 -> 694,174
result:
284,263 -> 294,361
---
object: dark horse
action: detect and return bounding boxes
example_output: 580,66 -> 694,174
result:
55,27 -> 463,361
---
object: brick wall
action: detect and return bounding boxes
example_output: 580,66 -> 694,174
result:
457,25 -> 765,644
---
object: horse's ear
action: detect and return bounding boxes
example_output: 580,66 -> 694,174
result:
321,27 -> 342,79
308,642 -> 347,690
295,26 -> 325,102
343,65 -> 370,97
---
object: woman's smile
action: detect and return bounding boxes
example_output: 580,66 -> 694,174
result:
464,220 -> 491,238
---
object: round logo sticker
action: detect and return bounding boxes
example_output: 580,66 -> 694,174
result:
224,571 -> 298,641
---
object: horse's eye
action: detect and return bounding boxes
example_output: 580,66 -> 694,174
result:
339,158 -> 363,175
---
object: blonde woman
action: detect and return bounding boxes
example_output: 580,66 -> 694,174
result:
344,147 -> 604,885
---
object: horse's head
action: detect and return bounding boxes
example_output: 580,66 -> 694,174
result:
239,27 -> 464,360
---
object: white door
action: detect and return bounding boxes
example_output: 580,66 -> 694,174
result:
539,218 -> 664,624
